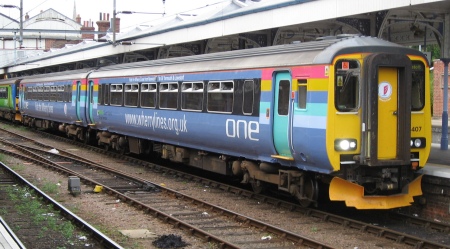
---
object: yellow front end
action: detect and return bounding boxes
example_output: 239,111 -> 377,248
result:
326,53 -> 431,209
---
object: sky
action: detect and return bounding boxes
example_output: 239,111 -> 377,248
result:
1,0 -> 226,31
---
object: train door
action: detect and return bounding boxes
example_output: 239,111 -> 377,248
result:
75,81 -> 83,122
14,81 -> 21,122
361,54 -> 411,165
85,80 -> 95,124
377,67 -> 398,159
272,71 -> 293,159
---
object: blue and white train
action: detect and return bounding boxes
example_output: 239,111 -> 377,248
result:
1,36 -> 431,209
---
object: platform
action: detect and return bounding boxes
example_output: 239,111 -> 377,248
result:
0,217 -> 25,249
423,117 -> 450,179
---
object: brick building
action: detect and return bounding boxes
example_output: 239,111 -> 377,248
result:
432,60 -> 450,117
0,8 -> 118,67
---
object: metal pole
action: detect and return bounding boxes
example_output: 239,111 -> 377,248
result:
441,58 -> 449,150
113,0 -> 116,45
13,32 -> 16,65
19,0 -> 23,48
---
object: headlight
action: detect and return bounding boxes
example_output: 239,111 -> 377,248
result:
410,137 -> 426,148
414,139 -> 421,147
335,139 -> 357,151
340,140 -> 350,150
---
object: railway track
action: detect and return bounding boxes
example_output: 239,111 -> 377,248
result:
0,161 -> 123,249
0,128 -> 333,248
1,123 -> 449,249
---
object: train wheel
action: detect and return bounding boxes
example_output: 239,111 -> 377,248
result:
84,129 -> 95,145
250,179 -> 266,194
84,130 -> 90,144
298,175 -> 319,207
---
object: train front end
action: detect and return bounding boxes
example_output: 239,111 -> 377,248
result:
326,48 -> 431,209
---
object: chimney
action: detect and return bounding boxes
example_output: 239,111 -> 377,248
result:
96,12 -> 111,40
76,14 -> 81,24
25,13 -> 29,20
81,20 -> 95,40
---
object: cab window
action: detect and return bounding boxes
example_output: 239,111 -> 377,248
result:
411,61 -> 425,111
335,60 -> 360,112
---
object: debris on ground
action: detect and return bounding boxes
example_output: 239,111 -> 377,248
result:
152,234 -> 189,248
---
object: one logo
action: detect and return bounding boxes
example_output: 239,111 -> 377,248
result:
378,82 -> 392,101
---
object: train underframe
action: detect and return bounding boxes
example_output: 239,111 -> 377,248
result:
0,110 -> 21,123
22,119 -> 421,209
21,119 -> 320,207
91,128 -> 322,207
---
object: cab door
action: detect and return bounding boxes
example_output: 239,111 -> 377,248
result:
272,71 -> 293,159
362,54 -> 411,166
377,67 -> 398,159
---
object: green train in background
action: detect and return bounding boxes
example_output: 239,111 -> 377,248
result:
0,78 -> 21,122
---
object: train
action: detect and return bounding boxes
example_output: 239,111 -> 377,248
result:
0,35 -> 431,209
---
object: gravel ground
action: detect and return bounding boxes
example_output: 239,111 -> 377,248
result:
0,125 -> 416,249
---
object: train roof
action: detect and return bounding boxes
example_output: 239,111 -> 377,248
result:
2,36 -> 427,83
19,68 -> 94,84
89,36 -> 427,78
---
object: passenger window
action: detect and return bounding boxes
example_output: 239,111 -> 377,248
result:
0,88 -> 7,99
278,80 -> 290,115
181,82 -> 203,111
411,61 -> 425,111
297,79 -> 307,109
32,87 -> 38,100
110,84 -> 123,106
243,80 -> 254,115
98,85 -> 103,105
57,86 -> 64,102
141,83 -> 156,108
103,84 -> 110,105
335,60 -> 360,112
44,86 -> 50,101
124,83 -> 139,107
207,81 -> 234,113
24,87 -> 28,100
89,81 -> 94,104
159,82 -> 178,109
38,86 -> 44,101
50,86 -> 57,101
